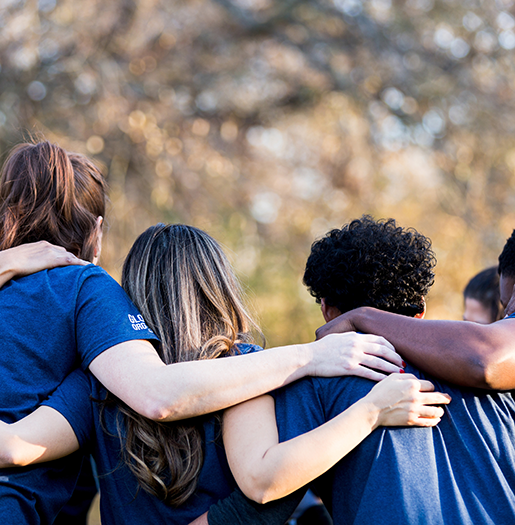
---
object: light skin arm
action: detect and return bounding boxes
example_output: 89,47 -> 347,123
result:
224,373 -> 450,504
0,407 -> 78,467
0,241 -> 89,288
316,307 -> 515,390
188,512 -> 208,525
88,332 -> 405,422
0,243 -> 407,422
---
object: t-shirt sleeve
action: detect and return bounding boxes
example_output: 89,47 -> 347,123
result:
273,378 -> 326,443
313,375 -> 376,421
234,343 -> 263,355
207,486 -> 305,525
41,368 -> 93,449
75,266 -> 159,370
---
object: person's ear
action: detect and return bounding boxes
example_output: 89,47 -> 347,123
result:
92,216 -> 103,265
414,297 -> 426,319
321,298 -> 342,322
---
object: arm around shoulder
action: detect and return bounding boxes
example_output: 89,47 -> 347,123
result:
91,333 -> 400,422
223,374 -> 449,504
0,407 -> 79,467
0,241 -> 88,288
318,307 -> 515,390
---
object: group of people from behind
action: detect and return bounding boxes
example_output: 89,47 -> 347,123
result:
0,139 -> 514,524
0,141 -> 447,524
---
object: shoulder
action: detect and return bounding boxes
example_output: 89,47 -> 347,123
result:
8,264 -> 97,288
72,264 -> 120,285
43,265 -> 129,308
4,265 -> 103,306
311,375 -> 376,414
44,264 -> 120,285
71,265 -> 129,301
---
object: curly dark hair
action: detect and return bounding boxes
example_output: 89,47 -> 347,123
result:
303,216 -> 436,316
499,230 -> 515,278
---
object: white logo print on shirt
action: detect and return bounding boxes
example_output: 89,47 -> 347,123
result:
128,314 -> 149,331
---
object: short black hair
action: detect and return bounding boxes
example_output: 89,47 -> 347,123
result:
303,216 -> 436,316
463,266 -> 500,323
498,230 -> 515,278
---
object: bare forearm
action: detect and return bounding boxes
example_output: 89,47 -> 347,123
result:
0,241 -> 88,288
244,399 -> 377,503
0,408 -> 79,467
154,345 -> 313,420
325,307 -> 515,389
92,332 -> 407,422
91,342 -> 314,421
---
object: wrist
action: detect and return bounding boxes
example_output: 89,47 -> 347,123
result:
348,307 -> 370,332
0,250 -> 16,284
356,395 -> 383,431
300,342 -> 316,377
291,342 -> 315,379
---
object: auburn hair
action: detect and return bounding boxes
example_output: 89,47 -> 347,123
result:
118,223 -> 261,506
0,141 -> 106,261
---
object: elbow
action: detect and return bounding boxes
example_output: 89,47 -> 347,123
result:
258,490 -> 281,505
0,451 -> 17,468
462,357 -> 491,389
451,328 -> 513,390
137,399 -> 174,422
242,490 -> 267,505
482,359 -> 512,391
240,485 -> 273,505
0,442 -> 27,468
135,390 -> 188,422
481,359 -> 499,390
464,353 -> 510,390
238,475 -> 282,505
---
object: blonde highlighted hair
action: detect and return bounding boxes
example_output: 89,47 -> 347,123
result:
118,223 -> 261,505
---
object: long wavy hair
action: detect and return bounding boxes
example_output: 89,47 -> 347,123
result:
0,141 -> 106,261
118,223 -> 260,506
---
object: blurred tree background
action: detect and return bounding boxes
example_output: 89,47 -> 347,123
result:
1,0 -> 515,347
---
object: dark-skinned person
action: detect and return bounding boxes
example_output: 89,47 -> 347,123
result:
316,225 -> 515,391
212,217 -> 515,524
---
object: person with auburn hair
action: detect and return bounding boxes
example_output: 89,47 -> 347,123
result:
0,141 -> 428,523
0,223 -> 448,524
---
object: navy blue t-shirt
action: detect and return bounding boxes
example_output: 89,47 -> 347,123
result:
273,364 -> 515,524
44,343 -> 289,525
0,265 -> 158,524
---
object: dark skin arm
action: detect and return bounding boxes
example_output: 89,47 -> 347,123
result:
316,307 -> 515,390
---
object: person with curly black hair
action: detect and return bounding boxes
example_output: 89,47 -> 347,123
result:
303,216 -> 435,319
318,226 -> 515,390
219,216 -> 515,524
